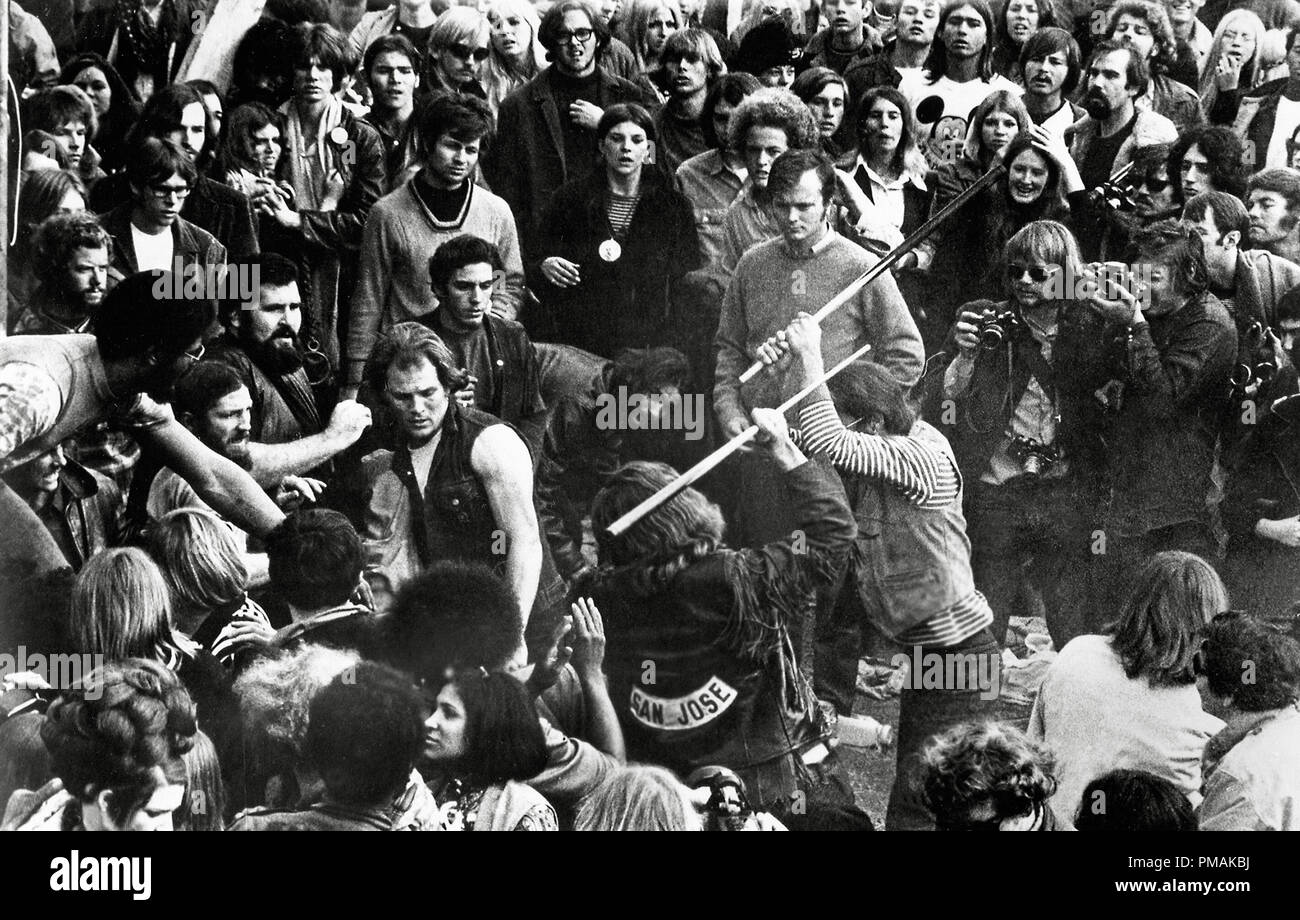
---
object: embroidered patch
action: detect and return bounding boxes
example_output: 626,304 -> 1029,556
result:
629,677 -> 738,732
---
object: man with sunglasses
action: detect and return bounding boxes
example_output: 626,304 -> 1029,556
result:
425,8 -> 493,100
487,0 -> 655,261
101,137 -> 227,289
937,219 -> 1100,650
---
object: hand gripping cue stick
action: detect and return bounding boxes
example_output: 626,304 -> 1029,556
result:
604,340 -> 873,538
736,163 -> 1008,385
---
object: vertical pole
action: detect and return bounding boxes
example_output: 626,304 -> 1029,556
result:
0,0 -> 9,337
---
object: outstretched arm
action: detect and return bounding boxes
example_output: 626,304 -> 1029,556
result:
139,419 -> 285,537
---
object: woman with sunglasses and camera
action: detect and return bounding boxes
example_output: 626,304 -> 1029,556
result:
932,219 -> 1103,655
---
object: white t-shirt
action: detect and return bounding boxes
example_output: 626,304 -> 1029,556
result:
1267,95 -> 1300,169
1036,101 -> 1078,147
907,74 -> 1023,170
131,224 -> 174,272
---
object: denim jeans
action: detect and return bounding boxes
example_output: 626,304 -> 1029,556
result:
885,628 -> 1001,831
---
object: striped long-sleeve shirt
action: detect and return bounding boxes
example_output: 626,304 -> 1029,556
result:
792,398 -> 993,648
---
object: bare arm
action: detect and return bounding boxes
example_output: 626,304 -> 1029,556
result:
138,419 -> 285,538
472,424 -> 543,626
245,400 -> 372,487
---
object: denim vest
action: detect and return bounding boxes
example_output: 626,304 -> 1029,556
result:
363,403 -> 566,619
843,424 -> 977,638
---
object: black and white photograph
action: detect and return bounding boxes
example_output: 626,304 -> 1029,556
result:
0,0 -> 1291,896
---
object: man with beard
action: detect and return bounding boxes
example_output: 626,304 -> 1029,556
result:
146,363 -> 326,557
1070,40 -> 1177,194
423,236 -> 547,452
209,254 -> 331,448
11,212 -> 110,336
1246,168 -> 1300,266
537,345 -> 718,582
0,271 -> 286,576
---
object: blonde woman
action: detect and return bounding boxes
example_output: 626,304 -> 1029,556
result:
1200,9 -> 1267,119
624,0 -> 683,82
483,0 -> 549,112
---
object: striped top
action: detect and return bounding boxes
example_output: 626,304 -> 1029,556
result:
793,398 -> 993,648
606,192 -> 642,238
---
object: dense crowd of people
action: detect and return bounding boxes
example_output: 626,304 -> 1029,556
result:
1,0 -> 1299,832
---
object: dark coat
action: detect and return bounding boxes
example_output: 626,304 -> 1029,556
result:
530,167 -> 702,359
1223,393 -> 1300,619
100,203 -> 227,283
75,0 -> 198,97
485,66 -> 656,260
91,173 -> 259,261
263,109 -> 388,369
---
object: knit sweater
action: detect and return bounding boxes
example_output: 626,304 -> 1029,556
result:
713,232 -> 925,430
345,178 -> 525,388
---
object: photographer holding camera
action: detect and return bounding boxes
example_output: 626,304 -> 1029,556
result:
1078,219 -> 1238,623
932,220 -> 1101,651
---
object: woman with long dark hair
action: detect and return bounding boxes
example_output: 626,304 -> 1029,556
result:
534,103 -> 701,358
422,670 -> 557,830
59,53 -> 142,175
991,0 -> 1054,83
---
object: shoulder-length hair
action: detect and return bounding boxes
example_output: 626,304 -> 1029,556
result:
1001,134 -> 1061,203
484,0 -> 547,109
1109,550 -> 1228,687
15,169 -> 86,259
149,508 -> 248,618
288,22 -> 356,91
366,321 -> 471,395
1105,0 -> 1177,75
574,764 -> 696,830
626,0 -> 683,71
1002,219 -> 1082,290
215,101 -> 283,177
449,670 -> 548,786
961,88 -> 1030,164
700,72 -> 761,149
926,0 -> 997,83
129,82 -> 218,167
996,0 -> 1055,52
1199,10 -> 1267,112
23,85 -> 99,140
855,85 -> 929,181
590,460 -> 724,591
69,548 -> 176,663
659,28 -> 726,84
826,361 -> 917,436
